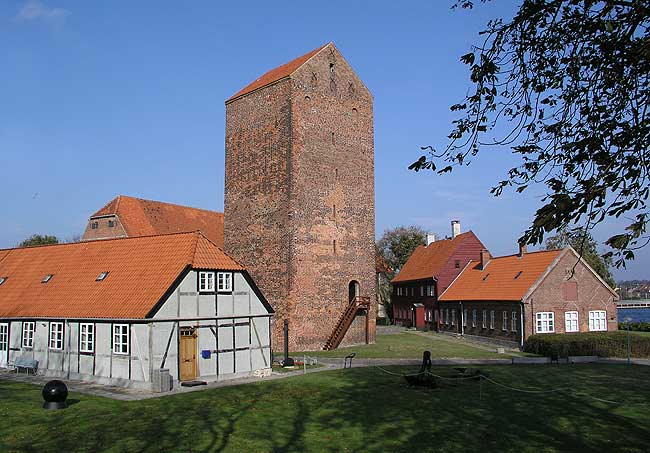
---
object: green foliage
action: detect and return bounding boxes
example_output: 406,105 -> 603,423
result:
18,234 -> 59,248
412,1 -> 650,267
376,225 -> 426,276
524,332 -> 650,358
619,321 -> 650,332
544,227 -> 616,288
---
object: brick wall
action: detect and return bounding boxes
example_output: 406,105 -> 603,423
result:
81,215 -> 128,241
224,44 -> 376,351
524,250 -> 618,338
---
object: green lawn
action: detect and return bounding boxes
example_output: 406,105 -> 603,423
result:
294,332 -> 510,359
1,364 -> 649,452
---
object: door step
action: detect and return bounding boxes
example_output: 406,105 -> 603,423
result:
180,380 -> 207,387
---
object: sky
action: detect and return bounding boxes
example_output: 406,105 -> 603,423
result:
0,0 -> 647,281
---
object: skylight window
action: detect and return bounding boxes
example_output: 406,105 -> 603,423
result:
514,271 -> 523,279
42,274 -> 53,283
96,271 -> 109,282
0,277 -> 7,285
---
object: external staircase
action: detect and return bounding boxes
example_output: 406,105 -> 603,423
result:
323,296 -> 371,350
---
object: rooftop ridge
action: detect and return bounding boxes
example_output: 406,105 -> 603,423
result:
90,195 -> 223,218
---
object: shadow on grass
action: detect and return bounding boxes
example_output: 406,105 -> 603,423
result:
2,365 -> 650,452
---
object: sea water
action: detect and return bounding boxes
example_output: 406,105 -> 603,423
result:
617,307 -> 650,323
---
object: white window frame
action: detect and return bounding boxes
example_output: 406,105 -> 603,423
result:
49,322 -> 64,350
472,309 -> 477,328
565,311 -> 579,333
451,309 -> 456,326
502,311 -> 508,331
217,272 -> 232,292
588,310 -> 607,332
463,309 -> 468,327
22,322 -> 35,348
0,323 -> 8,351
198,271 -> 215,292
80,323 -> 95,353
482,310 -> 487,329
511,311 -> 517,332
113,324 -> 129,355
536,312 -> 555,333
490,310 -> 495,330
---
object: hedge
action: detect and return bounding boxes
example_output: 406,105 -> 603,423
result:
524,332 -> 650,358
618,321 -> 650,332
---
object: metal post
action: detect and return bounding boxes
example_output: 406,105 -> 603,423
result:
282,319 -> 294,367
627,322 -> 631,366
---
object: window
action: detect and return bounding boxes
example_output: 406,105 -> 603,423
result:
91,221 -> 98,229
217,272 -> 233,292
502,311 -> 508,331
445,309 -> 449,325
0,323 -> 8,351
565,311 -> 579,332
511,311 -> 518,332
463,309 -> 468,327
472,309 -> 477,328
455,260 -> 460,269
420,286 -> 424,297
108,219 -> 115,228
80,323 -> 95,353
333,240 -> 337,254
113,324 -> 129,355
22,322 -> 35,348
490,310 -> 495,330
42,274 -> 53,283
451,310 -> 456,326
410,287 -> 414,296
536,312 -> 555,333
198,271 -> 215,292
96,271 -> 109,282
427,285 -> 435,297
482,310 -> 487,328
0,276 -> 6,285
49,322 -> 64,350
589,311 -> 607,331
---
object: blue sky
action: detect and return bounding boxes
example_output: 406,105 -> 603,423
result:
1,0 -> 646,281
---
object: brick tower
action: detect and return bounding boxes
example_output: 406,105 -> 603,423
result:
224,43 -> 376,351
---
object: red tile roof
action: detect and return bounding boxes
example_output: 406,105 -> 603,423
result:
226,43 -> 329,103
0,232 -> 243,319
439,250 -> 563,302
391,232 -> 477,283
90,195 -> 224,248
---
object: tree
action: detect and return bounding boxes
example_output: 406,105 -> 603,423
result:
544,227 -> 616,288
376,226 -> 427,275
18,234 -> 59,248
410,0 -> 650,268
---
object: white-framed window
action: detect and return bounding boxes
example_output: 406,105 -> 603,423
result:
217,272 -> 232,292
490,310 -> 495,330
445,309 -> 449,325
198,271 -> 215,292
22,322 -> 35,348
536,312 -> 555,333
472,309 -> 477,328
502,311 -> 508,331
0,323 -> 8,351
80,323 -> 95,353
565,311 -> 579,332
451,310 -> 456,326
427,285 -> 435,297
49,322 -> 64,350
482,310 -> 487,328
113,324 -> 129,355
588,311 -> 607,332
511,311 -> 517,332
463,309 -> 468,327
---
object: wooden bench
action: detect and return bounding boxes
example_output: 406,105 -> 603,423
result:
13,356 -> 38,375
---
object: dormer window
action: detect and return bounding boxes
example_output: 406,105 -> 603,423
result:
0,277 -> 6,286
96,271 -> 109,282
91,221 -> 98,229
42,274 -> 53,283
108,220 -> 115,228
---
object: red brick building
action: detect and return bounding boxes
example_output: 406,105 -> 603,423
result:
438,245 -> 619,347
391,222 -> 486,329
81,195 -> 224,247
224,43 -> 376,351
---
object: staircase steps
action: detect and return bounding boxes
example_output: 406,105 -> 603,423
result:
323,296 -> 370,350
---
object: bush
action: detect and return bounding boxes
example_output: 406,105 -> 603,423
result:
618,321 -> 650,332
524,332 -> 650,358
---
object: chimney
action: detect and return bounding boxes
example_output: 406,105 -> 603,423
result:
451,220 -> 461,238
518,242 -> 528,258
480,249 -> 491,270
426,233 -> 436,246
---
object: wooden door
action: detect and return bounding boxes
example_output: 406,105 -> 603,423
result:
179,328 -> 197,381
